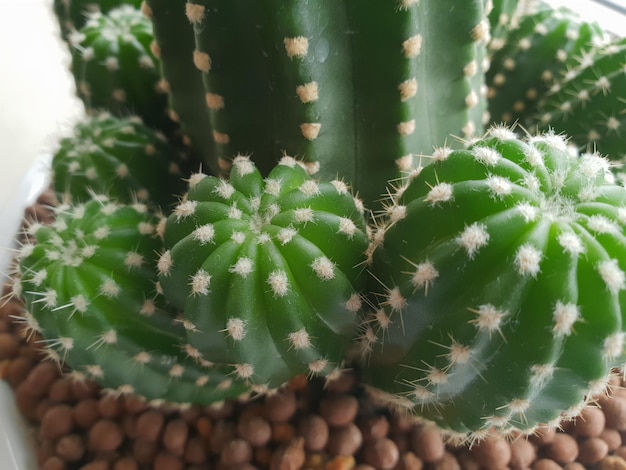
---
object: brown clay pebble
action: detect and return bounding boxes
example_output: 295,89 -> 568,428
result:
325,371 -> 356,393
88,419 -> 124,452
362,437 -> 400,470
123,395 -> 148,415
326,423 -> 363,457
41,456 -> 66,470
71,379 -> 100,400
601,429 -> 622,451
265,388 -> 297,422
153,452 -> 183,470
410,425 -> 446,463
319,394 -> 359,427
577,436 -> 609,465
510,437 -> 537,469
15,382 -> 42,420
238,415 -> 272,447
132,439 -> 158,465
326,455 -> 356,470
270,437 -> 306,470
113,458 -> 138,470
79,461 -> 110,470
73,398 -> 100,429
41,404 -> 75,441
359,414 -> 390,442
23,361 -> 59,396
395,452 -> 424,470
97,395 -> 122,419
6,356 -> 33,387
545,433 -> 579,464
162,418 -> 188,455
530,427 -> 557,446
298,414 -> 329,451
221,438 -> 253,466
600,455 -> 626,470
184,436 -> 207,464
573,406 -> 606,437
563,463 -> 586,470
433,452 -> 462,470
55,434 -> 86,462
533,459 -> 563,470
49,378 -> 72,403
600,392 -> 626,430
135,410 -> 164,442
0,332 -> 20,358
471,434 -> 511,470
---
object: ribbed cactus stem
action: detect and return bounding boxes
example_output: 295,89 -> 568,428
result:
179,0 -> 490,208
17,197 -> 247,404
360,126 -> 626,437
158,156 -> 369,390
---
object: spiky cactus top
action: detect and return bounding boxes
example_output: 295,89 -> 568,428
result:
360,126 -> 626,437
69,5 -> 168,129
158,156 -> 369,391
17,197 -> 247,404
51,113 -> 185,209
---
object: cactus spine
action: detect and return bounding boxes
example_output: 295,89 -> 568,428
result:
17,197 -> 247,404
359,126 -> 626,436
158,156 -> 369,390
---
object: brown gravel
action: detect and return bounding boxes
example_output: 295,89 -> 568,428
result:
7,194 -> 626,469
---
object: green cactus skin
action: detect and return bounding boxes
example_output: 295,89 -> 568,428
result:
177,0 -> 490,208
359,126 -> 626,438
69,5 -> 169,130
158,156 -> 369,391
529,38 -> 626,163
51,113 -> 186,210
53,0 -> 142,42
16,197 -> 247,405
141,0 -> 216,175
487,5 -> 608,125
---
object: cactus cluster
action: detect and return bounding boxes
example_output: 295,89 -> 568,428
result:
8,0 -> 626,439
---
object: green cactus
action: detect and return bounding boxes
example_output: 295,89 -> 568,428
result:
69,5 -> 169,130
141,0 -> 216,174
53,0 -> 142,42
158,156 -> 369,391
16,197 -> 248,405
487,5 -> 608,125
51,113 -> 186,210
140,0 -> 492,208
529,38 -> 626,163
359,126 -> 626,438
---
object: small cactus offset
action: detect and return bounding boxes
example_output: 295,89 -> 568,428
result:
51,113 -> 185,210
158,156 -> 369,391
53,0 -> 142,42
487,5 -> 608,125
529,38 -> 626,163
359,126 -> 626,437
69,5 -> 169,130
16,197 -> 247,404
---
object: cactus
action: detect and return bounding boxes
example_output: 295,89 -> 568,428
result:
487,5 -> 609,125
16,196 -> 248,404
138,0 -> 493,208
359,126 -> 626,437
528,38 -> 626,163
51,113 -> 186,209
158,156 -> 369,390
53,0 -> 142,42
69,5 -> 169,130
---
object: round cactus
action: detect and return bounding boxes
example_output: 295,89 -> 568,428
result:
17,196 -> 247,404
69,5 -> 168,129
51,113 -> 185,210
359,126 -> 626,438
158,155 -> 369,391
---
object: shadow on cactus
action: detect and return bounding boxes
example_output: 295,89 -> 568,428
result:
359,126 -> 626,438
158,155 -> 369,392
15,196 -> 248,404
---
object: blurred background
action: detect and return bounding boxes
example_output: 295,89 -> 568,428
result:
0,0 -> 623,275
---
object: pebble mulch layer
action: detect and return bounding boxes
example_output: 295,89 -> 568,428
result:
3,191 -> 626,470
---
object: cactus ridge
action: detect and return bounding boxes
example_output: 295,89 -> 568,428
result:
69,5 -> 169,130
51,113 -> 185,209
529,38 -> 626,163
359,126 -> 626,436
158,156 -> 369,390
17,197 -> 247,405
